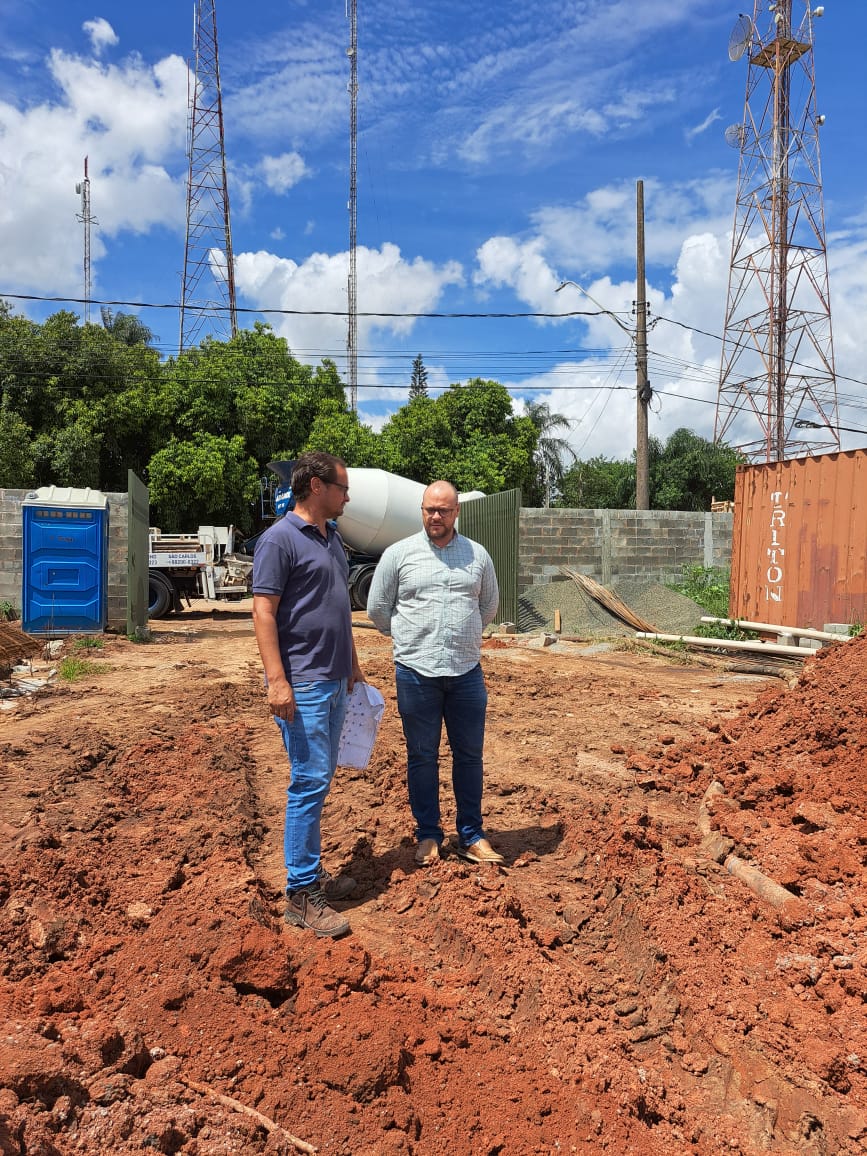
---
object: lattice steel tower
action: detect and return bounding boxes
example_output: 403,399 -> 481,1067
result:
346,0 -> 359,412
179,0 -> 238,353
715,1 -> 838,462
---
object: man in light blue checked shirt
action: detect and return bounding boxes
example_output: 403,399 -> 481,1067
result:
366,480 -> 505,867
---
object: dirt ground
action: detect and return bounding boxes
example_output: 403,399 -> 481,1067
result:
0,605 -> 865,1155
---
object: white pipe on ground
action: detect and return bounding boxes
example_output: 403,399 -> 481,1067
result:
634,632 -> 809,658
700,617 -> 849,643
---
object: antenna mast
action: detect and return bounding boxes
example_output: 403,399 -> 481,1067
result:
346,0 -> 358,412
75,157 -> 96,325
179,0 -> 238,354
715,1 -> 838,462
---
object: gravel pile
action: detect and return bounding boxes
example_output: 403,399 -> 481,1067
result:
517,575 -> 706,638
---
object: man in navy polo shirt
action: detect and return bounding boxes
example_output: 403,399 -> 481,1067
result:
252,451 -> 364,937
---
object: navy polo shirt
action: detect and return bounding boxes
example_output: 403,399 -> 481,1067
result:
252,512 -> 353,684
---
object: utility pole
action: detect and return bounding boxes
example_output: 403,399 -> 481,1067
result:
634,179 -> 651,510
557,178 -> 653,511
346,0 -> 358,412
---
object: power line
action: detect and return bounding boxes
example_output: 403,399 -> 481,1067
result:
0,290 -> 608,321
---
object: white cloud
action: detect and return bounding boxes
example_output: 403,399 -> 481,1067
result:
0,49 -> 188,295
82,18 -> 118,55
474,236 -> 561,313
685,107 -> 721,143
261,152 -> 310,194
530,176 -> 734,275
234,241 -> 463,372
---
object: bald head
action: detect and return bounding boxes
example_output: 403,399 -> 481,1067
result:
421,480 -> 459,547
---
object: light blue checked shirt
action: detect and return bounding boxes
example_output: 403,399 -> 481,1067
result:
367,531 -> 500,678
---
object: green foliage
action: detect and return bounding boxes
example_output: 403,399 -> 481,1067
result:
649,429 -> 742,511
409,354 -> 428,400
127,627 -> 153,643
849,621 -> 863,638
100,308 -> 155,347
0,306 -> 165,490
58,656 -> 109,681
0,600 -> 17,621
691,620 -> 758,642
0,310 -> 545,524
559,430 -> 742,511
302,399 -> 380,465
378,379 -> 536,493
148,433 -> 260,532
671,564 -> 732,618
71,636 -> 105,650
0,407 -> 35,488
558,455 -> 635,508
522,400 -> 575,508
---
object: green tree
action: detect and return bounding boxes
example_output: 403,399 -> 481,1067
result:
147,432 -> 260,531
649,429 -> 742,511
100,308 -> 155,347
378,379 -> 536,494
523,400 -> 575,507
559,456 -> 635,508
302,398 -> 381,465
0,407 -> 35,488
409,353 -> 428,400
163,324 -> 345,466
558,429 -> 742,510
0,308 -> 165,490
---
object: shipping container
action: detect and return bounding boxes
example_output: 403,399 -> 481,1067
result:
730,450 -> 867,630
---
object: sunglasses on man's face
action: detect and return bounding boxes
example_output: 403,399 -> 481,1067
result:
422,506 -> 456,516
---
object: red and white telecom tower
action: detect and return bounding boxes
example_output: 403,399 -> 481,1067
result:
715,1 -> 839,462
179,0 -> 238,353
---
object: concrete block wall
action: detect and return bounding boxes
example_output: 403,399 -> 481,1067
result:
519,508 -> 733,591
0,488 -> 129,632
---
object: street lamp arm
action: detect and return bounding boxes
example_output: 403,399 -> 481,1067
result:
555,280 -> 634,335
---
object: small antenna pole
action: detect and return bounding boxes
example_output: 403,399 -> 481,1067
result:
75,157 -> 96,325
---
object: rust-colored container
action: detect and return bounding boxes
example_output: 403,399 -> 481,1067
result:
730,449 -> 867,629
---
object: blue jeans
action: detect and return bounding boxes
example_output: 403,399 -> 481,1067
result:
395,662 -> 488,848
275,678 -> 348,892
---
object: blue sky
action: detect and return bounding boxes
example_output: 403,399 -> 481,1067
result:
1,0 -> 865,460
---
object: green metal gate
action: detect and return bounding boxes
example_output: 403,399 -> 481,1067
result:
457,489 -> 520,626
126,470 -> 150,637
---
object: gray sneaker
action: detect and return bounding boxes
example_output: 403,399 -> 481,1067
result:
315,864 -> 356,900
285,884 -> 351,938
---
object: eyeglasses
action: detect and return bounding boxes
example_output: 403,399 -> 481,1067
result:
323,480 -> 350,495
422,506 -> 456,517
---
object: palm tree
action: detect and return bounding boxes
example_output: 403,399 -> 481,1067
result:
525,400 -> 575,507
100,307 -> 155,347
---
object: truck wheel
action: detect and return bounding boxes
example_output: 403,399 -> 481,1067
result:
148,572 -> 175,619
350,566 -> 376,611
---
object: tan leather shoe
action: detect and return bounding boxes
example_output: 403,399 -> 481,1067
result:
414,838 -> 440,865
455,837 -> 504,864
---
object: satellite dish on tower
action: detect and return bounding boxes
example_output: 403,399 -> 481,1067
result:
725,124 -> 747,149
728,13 -> 753,62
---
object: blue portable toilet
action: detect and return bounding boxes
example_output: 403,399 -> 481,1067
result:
22,486 -> 109,635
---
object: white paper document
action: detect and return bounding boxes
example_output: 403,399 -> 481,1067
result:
338,682 -> 386,770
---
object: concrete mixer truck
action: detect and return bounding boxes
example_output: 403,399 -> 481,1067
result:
147,465 -> 483,617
